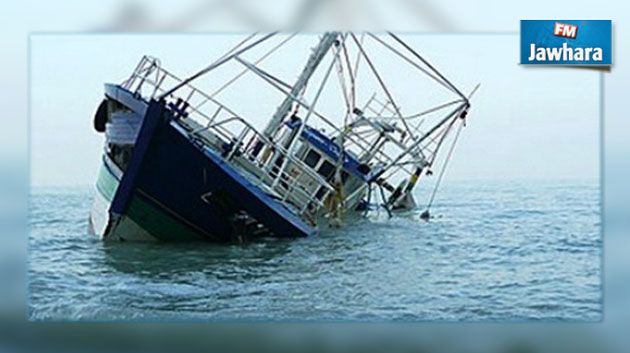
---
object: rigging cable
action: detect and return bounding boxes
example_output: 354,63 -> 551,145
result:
366,33 -> 459,96
208,33 -> 298,100
421,119 -> 464,220
160,32 -> 277,98
387,31 -> 467,101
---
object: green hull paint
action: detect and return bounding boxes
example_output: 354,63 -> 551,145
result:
125,194 -> 205,241
96,162 -> 119,202
96,157 -> 205,241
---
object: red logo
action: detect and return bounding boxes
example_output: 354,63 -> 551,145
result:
554,22 -> 578,39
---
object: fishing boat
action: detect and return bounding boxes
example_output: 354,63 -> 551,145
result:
88,32 -> 477,242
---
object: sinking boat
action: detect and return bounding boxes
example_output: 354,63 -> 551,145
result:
89,32 -> 477,242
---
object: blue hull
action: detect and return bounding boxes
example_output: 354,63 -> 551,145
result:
103,85 -> 316,241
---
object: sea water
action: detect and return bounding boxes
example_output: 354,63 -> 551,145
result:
28,179 -> 601,321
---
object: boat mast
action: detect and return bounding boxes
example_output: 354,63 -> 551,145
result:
262,31 -> 341,139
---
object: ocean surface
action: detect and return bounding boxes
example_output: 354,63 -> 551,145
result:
28,179 -> 601,321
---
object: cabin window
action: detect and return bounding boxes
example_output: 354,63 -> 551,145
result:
315,186 -> 327,200
317,160 -> 335,180
304,150 -> 321,168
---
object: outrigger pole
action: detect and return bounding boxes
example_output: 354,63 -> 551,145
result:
262,31 -> 341,139
169,32 -> 472,218
368,101 -> 468,183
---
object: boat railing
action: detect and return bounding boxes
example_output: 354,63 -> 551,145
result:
203,117 -> 336,216
122,56 -> 336,223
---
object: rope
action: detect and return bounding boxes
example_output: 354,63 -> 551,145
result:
425,120 -> 464,211
331,34 -> 352,225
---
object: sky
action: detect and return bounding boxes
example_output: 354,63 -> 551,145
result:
29,33 -> 600,187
